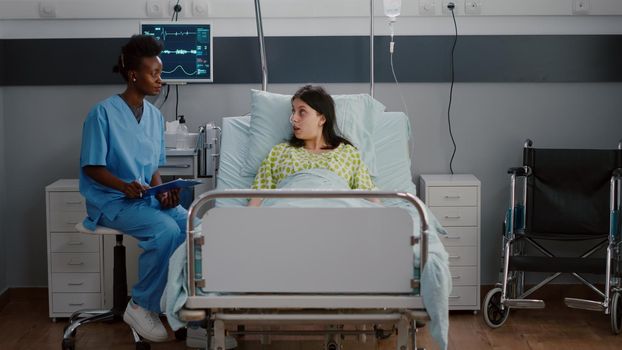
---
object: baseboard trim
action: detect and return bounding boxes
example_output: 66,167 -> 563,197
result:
0,288 -> 8,312
8,287 -> 48,301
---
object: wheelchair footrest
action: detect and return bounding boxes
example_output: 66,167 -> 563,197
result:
564,297 -> 605,312
504,298 -> 545,309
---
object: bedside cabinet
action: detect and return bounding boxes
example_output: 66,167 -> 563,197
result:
46,179 -> 102,320
46,179 -> 141,321
420,174 -> 481,312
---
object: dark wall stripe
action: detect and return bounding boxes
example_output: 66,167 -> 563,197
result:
1,35 -> 621,85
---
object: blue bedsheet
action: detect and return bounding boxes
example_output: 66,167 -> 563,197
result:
162,169 -> 452,349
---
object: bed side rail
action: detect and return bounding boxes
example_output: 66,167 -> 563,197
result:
185,190 -> 430,297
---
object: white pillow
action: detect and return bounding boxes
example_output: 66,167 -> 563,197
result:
241,89 -> 385,177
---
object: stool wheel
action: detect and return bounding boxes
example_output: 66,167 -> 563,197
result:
135,340 -> 150,350
62,338 -> 75,350
174,327 -> 187,340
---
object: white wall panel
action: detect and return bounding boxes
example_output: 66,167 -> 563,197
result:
1,0 -> 622,19
0,0 -> 621,38
1,15 -> 622,39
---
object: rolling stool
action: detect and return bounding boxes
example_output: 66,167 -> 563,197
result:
62,223 -> 150,350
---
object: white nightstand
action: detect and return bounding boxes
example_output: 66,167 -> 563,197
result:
420,174 -> 481,312
46,179 -> 103,320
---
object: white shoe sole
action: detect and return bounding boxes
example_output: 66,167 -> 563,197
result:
123,311 -> 168,343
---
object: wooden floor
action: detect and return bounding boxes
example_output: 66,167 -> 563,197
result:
3,287 -> 622,350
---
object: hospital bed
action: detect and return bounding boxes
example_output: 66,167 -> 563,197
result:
171,107 -> 452,350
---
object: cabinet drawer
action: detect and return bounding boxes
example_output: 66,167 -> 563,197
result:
430,207 -> 477,227
160,156 -> 194,176
449,266 -> 478,286
440,227 -> 478,247
428,186 -> 477,207
448,286 -> 478,306
52,273 -> 101,293
52,293 -> 101,313
51,253 -> 100,273
445,246 -> 477,266
49,192 -> 85,212
50,233 -> 100,253
49,211 -> 85,232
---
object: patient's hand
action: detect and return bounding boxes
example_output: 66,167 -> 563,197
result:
248,198 -> 263,207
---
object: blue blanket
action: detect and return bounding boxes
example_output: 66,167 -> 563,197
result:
162,168 -> 452,349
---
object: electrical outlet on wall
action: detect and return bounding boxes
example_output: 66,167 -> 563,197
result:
465,0 -> 482,15
419,0 -> 436,16
146,0 -> 164,18
442,0 -> 464,15
192,0 -> 209,17
572,0 -> 590,14
38,2 -> 56,18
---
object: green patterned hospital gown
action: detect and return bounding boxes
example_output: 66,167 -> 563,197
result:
252,143 -> 375,190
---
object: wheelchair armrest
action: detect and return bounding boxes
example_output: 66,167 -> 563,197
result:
507,167 -> 529,176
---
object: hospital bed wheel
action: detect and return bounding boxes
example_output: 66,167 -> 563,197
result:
611,292 -> 622,335
135,340 -> 150,350
483,287 -> 510,328
61,338 -> 75,350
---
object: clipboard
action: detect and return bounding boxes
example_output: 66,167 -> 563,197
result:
144,178 -> 203,196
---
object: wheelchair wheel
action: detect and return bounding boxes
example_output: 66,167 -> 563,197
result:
483,287 -> 510,328
611,292 -> 622,335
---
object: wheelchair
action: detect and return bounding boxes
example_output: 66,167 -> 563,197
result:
483,139 -> 622,333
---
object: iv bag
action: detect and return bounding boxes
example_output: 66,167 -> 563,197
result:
383,0 -> 402,18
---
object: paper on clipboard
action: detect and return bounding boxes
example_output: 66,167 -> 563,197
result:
144,178 -> 202,196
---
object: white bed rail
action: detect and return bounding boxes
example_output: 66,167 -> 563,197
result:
185,190 -> 430,297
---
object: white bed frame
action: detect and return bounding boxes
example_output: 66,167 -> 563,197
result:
180,189 -> 431,350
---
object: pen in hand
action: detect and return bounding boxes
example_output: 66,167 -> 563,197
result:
136,178 -> 143,198
123,178 -> 148,199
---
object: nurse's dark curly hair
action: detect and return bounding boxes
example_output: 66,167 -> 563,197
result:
288,85 -> 352,150
112,35 -> 164,82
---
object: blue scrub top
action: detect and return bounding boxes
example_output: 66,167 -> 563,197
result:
79,95 -> 166,227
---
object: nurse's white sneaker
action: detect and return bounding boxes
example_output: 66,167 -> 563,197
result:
123,300 -> 169,342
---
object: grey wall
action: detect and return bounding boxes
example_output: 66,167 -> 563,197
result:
3,82 -> 621,286
3,85 -> 121,286
0,86 -> 6,293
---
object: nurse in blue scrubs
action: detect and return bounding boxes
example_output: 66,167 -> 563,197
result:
79,35 -> 185,343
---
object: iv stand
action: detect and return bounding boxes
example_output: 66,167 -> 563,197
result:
254,0 -> 268,92
253,0 -> 373,96
370,0 -> 375,97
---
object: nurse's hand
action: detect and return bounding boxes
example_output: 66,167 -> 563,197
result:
157,188 -> 180,208
123,180 -> 148,199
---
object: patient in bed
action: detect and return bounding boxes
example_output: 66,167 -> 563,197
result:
248,85 -> 375,206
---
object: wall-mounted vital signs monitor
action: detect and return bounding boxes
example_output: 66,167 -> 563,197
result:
141,21 -> 213,83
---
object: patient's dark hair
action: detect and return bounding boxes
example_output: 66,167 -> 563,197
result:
288,85 -> 352,149
112,35 -> 164,82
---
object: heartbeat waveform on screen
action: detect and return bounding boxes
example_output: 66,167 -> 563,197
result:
161,30 -> 197,40
163,65 -> 199,76
162,49 -> 198,55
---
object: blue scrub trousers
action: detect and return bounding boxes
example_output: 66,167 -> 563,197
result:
100,198 -> 187,313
